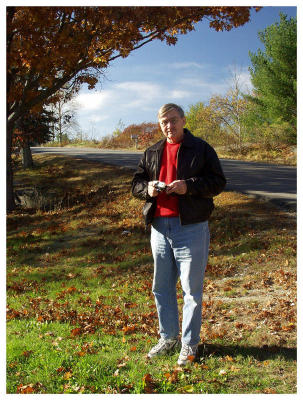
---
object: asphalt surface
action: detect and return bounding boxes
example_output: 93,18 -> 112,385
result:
31,147 -> 297,212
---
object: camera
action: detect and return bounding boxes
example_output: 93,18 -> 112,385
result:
154,181 -> 167,192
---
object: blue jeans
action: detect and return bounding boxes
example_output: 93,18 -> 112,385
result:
150,217 -> 209,346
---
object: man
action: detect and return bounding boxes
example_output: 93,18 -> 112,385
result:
131,103 -> 226,365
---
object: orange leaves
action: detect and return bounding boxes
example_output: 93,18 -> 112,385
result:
281,322 -> 296,332
124,302 -> 138,309
17,382 -> 44,394
7,6 -> 257,130
164,369 -> 180,383
64,371 -> 73,380
70,328 -> 82,337
56,286 -> 78,299
17,384 -> 35,394
142,373 -> 156,393
122,325 -> 136,335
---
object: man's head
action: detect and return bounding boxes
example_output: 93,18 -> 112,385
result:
158,103 -> 186,144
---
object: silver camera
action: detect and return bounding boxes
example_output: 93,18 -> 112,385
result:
154,181 -> 167,192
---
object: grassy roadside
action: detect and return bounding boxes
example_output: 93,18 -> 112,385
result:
7,155 -> 297,394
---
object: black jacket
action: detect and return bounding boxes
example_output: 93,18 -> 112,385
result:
131,129 -> 226,226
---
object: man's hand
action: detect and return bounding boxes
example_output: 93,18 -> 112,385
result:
166,180 -> 187,195
148,181 -> 159,197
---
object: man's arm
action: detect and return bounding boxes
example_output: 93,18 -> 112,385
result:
184,144 -> 226,198
131,154 -> 159,199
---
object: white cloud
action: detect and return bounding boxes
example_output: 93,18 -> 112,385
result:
90,114 -> 109,122
171,62 -> 206,70
114,81 -> 162,104
76,91 -> 111,111
177,77 -> 230,97
224,65 -> 253,93
73,63 -> 252,139
168,89 -> 193,99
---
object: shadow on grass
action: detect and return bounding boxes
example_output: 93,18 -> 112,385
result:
198,342 -> 297,362
9,156 -> 296,281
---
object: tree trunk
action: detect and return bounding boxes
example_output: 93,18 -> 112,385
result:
7,122 -> 16,213
21,139 -> 34,168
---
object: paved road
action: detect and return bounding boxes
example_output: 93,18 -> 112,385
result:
32,147 -> 297,211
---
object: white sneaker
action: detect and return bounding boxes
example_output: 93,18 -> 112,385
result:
177,343 -> 198,365
147,337 -> 180,358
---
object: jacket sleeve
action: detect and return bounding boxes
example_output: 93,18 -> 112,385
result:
131,152 -> 151,200
185,143 -> 226,198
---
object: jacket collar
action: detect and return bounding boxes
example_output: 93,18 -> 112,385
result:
150,129 -> 195,151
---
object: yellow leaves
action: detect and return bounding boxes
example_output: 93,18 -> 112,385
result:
181,384 -> 194,393
224,355 -> 234,362
64,371 -> 73,380
281,322 -> 296,332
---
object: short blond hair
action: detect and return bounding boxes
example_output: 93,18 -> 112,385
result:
158,103 -> 184,119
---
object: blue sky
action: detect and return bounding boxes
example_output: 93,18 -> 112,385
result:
73,5 -> 297,140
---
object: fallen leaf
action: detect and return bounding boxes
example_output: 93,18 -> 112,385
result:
64,371 -> 73,380
17,384 -> 34,394
22,350 -> 33,358
143,374 -> 153,383
182,385 -> 194,393
71,328 -> 82,336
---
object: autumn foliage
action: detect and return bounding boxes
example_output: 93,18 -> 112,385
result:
7,7 -> 259,126
101,122 -> 163,149
6,6 -> 260,211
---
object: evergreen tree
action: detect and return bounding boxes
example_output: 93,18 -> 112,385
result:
248,13 -> 297,134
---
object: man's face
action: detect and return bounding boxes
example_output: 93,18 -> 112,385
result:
159,109 -> 186,144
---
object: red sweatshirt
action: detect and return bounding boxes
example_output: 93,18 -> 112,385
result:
154,141 -> 180,217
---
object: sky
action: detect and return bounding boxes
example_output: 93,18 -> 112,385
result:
71,5 -> 298,140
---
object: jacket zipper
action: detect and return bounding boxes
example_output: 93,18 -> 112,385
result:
176,144 -> 183,225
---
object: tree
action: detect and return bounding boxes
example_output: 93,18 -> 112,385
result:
186,69 -> 250,150
185,102 -> 223,145
209,72 -> 249,151
13,109 -> 56,168
49,88 -> 80,146
248,13 -> 297,131
7,6 -> 260,211
102,122 -> 161,149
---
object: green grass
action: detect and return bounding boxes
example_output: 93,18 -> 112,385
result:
7,154 -> 296,394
